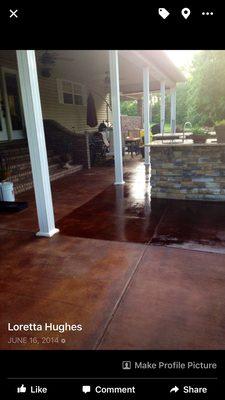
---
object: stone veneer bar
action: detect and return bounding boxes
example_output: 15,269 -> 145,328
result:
150,143 -> 225,201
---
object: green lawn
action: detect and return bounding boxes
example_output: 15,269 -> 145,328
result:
164,123 -> 172,133
151,122 -> 172,133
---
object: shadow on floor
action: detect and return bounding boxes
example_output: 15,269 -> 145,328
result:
58,165 -> 225,252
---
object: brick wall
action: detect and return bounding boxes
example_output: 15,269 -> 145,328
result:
151,144 -> 225,201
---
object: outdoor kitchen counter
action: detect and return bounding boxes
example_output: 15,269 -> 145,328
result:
146,143 -> 225,201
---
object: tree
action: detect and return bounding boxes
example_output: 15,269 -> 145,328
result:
121,52 -> 225,128
151,93 -> 170,124
186,51 -> 225,126
121,100 -> 138,116
176,82 -> 189,125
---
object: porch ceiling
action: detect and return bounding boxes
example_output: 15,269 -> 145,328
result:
36,50 -> 185,96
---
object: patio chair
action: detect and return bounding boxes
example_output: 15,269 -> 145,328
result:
89,131 -> 108,164
106,128 -> 114,157
125,130 -> 141,156
105,128 -> 126,158
122,130 -> 131,154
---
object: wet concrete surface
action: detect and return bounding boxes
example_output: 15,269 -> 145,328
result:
151,199 -> 225,252
57,186 -> 168,243
57,162 -> 225,252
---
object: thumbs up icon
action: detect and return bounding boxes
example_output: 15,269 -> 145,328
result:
17,384 -> 27,393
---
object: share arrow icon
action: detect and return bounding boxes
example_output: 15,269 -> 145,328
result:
170,386 -> 179,393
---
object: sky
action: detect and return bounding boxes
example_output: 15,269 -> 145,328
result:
165,50 -> 200,74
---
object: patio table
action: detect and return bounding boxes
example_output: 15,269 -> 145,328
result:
125,137 -> 141,157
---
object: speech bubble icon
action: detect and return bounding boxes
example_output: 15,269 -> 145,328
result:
82,385 -> 91,394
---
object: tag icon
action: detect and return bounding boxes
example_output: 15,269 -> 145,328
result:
158,8 -> 170,19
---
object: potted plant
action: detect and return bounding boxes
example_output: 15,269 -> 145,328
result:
191,127 -> 209,144
0,155 -> 15,202
215,120 -> 225,143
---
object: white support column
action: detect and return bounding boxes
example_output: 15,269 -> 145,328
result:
143,67 -> 150,165
170,86 -> 176,133
141,98 -> 144,127
109,50 -> 124,185
160,81 -> 166,136
149,93 -> 152,126
16,50 -> 59,237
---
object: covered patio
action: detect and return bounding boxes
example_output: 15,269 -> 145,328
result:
0,50 -> 184,237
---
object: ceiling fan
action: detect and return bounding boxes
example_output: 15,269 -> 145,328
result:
39,50 -> 76,64
38,50 -> 76,77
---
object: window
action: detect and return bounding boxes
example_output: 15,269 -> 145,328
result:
57,79 -> 85,105
5,72 -> 23,130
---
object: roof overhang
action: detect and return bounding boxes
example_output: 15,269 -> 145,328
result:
119,50 -> 185,97
36,50 -> 185,96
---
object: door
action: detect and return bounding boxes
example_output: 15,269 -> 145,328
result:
0,88 -> 8,141
1,68 -> 25,140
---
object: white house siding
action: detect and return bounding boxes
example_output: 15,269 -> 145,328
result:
39,77 -> 109,132
0,50 -> 109,134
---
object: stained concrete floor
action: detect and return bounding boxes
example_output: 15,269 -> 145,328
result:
0,158 -> 225,349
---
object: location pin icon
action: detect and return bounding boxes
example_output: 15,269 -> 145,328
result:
181,8 -> 191,19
